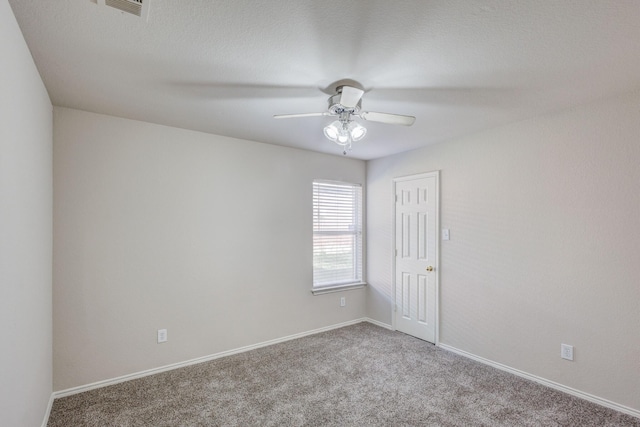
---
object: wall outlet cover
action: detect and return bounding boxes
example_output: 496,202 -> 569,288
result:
157,329 -> 167,343
561,343 -> 573,360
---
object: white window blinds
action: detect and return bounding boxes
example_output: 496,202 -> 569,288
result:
313,180 -> 363,288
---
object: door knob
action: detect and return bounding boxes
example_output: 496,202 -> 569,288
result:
425,266 -> 434,272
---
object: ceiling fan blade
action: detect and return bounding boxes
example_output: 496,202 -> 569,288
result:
172,82 -> 322,100
339,86 -> 364,108
273,112 -> 331,119
359,111 -> 416,126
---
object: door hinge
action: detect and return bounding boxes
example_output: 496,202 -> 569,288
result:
395,249 -> 398,257
394,304 -> 398,312
395,194 -> 398,202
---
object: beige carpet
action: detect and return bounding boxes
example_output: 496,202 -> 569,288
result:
48,322 -> 639,426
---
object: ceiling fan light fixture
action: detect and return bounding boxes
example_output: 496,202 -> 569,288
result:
337,133 -> 350,145
323,119 -> 366,147
323,120 -> 341,141
348,121 -> 367,141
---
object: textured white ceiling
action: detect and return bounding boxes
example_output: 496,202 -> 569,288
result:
8,0 -> 640,159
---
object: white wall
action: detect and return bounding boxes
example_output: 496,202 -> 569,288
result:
53,107 -> 366,391
0,1 -> 53,426
367,90 -> 640,411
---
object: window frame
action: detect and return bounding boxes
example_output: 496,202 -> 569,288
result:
311,179 -> 366,295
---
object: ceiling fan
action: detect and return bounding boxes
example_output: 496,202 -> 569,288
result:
274,85 -> 415,155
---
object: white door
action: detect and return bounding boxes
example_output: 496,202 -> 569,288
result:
394,172 -> 438,343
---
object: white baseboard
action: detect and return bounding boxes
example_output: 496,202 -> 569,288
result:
41,392 -> 54,427
438,343 -> 640,420
364,317 -> 394,330
53,318 -> 368,399
44,321 -> 638,423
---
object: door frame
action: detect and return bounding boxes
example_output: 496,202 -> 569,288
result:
391,171 -> 440,345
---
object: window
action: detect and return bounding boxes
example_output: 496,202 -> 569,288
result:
312,180 -> 364,293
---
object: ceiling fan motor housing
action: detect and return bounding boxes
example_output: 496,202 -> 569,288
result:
328,92 -> 361,115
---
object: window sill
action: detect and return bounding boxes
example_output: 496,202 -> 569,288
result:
311,282 -> 367,295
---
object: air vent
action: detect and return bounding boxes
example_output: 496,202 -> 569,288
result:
97,0 -> 150,20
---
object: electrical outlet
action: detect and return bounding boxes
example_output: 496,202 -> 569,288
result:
442,229 -> 450,241
340,297 -> 346,307
561,343 -> 573,361
157,329 -> 167,343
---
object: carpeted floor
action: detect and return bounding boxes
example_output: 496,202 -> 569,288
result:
48,322 -> 639,426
